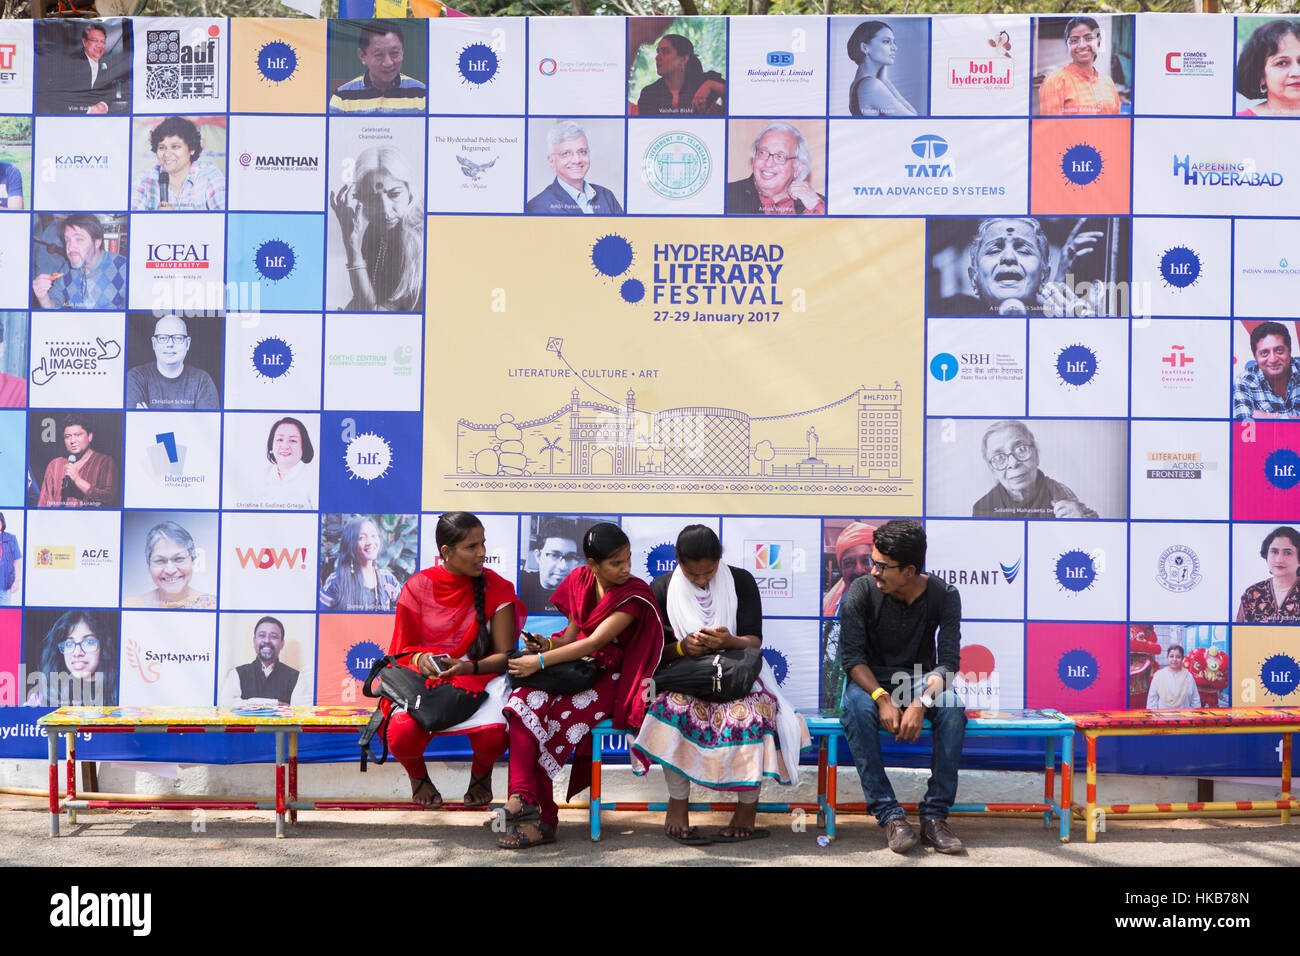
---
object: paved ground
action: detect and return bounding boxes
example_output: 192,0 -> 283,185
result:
3,791 -> 1299,867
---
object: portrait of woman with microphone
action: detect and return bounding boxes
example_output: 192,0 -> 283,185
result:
130,115 -> 226,211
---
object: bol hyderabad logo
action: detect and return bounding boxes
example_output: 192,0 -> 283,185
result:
643,131 -> 712,201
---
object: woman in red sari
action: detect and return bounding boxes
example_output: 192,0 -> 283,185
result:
499,522 -> 664,849
384,512 -> 525,808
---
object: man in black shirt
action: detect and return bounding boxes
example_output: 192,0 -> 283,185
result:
839,519 -> 966,854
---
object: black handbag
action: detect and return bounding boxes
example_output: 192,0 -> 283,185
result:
507,650 -> 602,695
652,646 -> 764,704
357,651 -> 485,770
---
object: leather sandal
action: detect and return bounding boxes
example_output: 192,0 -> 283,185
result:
410,774 -> 443,809
502,794 -> 540,824
464,772 -> 493,808
498,821 -> 556,850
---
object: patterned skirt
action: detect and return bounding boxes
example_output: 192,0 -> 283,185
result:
504,669 -> 620,780
631,689 -> 791,791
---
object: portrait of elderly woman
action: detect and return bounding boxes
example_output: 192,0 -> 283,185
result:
124,520 -> 215,609
972,420 -> 1098,519
929,216 -> 1126,317
329,145 -> 424,312
726,122 -> 825,216
131,116 -> 225,211
1236,19 -> 1300,116
24,610 -> 118,707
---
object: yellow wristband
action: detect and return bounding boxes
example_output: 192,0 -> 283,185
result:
870,687 -> 888,702
676,642 -> 685,657
412,653 -> 423,670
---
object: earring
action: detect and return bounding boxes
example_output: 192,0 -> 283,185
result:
1262,81 -> 1268,96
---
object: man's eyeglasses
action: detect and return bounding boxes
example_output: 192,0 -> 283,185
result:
755,147 -> 795,165
554,148 -> 589,161
152,334 -> 190,345
871,559 -> 903,572
1067,33 -> 1099,46
58,637 -> 100,654
987,441 -> 1035,471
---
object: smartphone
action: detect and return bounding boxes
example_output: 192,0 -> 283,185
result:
428,655 -> 454,675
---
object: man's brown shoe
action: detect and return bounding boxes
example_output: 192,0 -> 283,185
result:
921,818 -> 963,854
884,817 -> 919,854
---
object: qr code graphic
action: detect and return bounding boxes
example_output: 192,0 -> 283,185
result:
145,30 -> 218,100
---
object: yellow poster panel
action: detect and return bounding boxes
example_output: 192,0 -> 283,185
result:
424,216 -> 923,515
1232,626 -> 1300,706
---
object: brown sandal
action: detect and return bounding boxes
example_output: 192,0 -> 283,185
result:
410,774 -> 443,809
464,772 -> 493,808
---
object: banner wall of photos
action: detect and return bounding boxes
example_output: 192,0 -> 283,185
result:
0,12 -> 1294,774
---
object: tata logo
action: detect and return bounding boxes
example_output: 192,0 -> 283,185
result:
766,51 -> 794,66
906,135 -> 951,178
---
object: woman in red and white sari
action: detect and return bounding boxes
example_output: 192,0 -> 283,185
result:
384,512 -> 525,809
499,522 -> 664,849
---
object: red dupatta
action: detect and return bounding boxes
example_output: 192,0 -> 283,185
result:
551,566 -> 664,731
388,565 -> 526,695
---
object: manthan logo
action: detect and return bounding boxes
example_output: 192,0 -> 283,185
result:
146,242 -> 210,270
241,154 -> 319,171
235,546 -> 309,569
947,57 -> 1013,89
1156,544 -> 1201,593
35,546 -> 75,568
642,131 -> 712,200
1164,51 -> 1214,76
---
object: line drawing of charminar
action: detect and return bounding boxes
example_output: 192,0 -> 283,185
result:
451,340 -> 909,492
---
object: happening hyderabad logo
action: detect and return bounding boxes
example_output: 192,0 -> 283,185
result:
256,40 -> 297,83
458,42 -> 499,85
1055,343 -> 1097,388
643,131 -> 712,201
1172,153 -> 1282,187
1159,245 -> 1201,290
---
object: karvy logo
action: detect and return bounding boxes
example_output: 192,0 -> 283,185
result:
906,134 -> 951,178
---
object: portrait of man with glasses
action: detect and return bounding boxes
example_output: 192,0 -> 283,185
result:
972,419 -> 1098,519
125,313 -> 220,410
726,121 -> 825,216
1035,16 -> 1122,115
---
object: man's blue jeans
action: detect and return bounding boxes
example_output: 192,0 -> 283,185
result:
840,680 -> 966,826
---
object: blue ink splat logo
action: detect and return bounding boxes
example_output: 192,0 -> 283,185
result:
1260,653 -> 1300,698
930,352 -> 959,381
252,336 -> 293,380
458,42 -> 499,85
1055,343 -> 1097,388
1265,447 -> 1300,490
1057,647 -> 1098,691
589,234 -> 644,304
646,542 -> 676,579
346,640 -> 384,682
1000,556 -> 1021,584
255,239 -> 295,282
1159,245 -> 1201,289
1060,143 -> 1102,187
256,40 -> 297,83
1055,550 -> 1096,592
762,646 -> 789,686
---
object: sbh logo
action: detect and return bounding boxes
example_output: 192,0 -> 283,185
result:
906,134 -> 951,178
